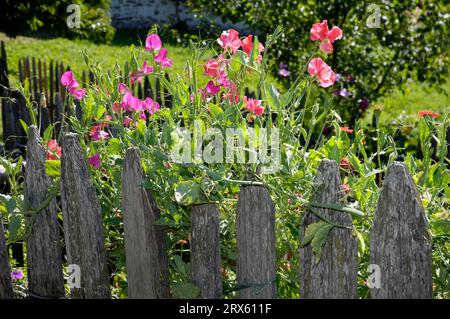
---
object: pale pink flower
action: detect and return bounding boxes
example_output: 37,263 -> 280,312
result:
308,57 -> 336,88
310,20 -> 343,54
243,96 -> 264,116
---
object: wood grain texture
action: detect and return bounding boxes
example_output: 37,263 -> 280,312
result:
25,126 -> 65,298
122,147 -> 169,299
191,203 -> 223,299
60,133 -> 110,299
370,162 -> 432,299
0,221 -> 14,299
236,184 -> 276,299
299,159 -> 358,299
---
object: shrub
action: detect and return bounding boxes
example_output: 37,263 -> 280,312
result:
185,0 -> 450,122
0,0 -> 115,43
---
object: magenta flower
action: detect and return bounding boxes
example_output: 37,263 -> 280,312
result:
122,117 -> 132,127
206,81 -> 220,95
308,58 -> 336,88
145,34 -> 162,51
121,91 -> 142,112
310,20 -> 343,54
154,48 -> 172,68
217,29 -> 243,54
11,270 -> 24,280
142,97 -> 160,114
217,71 -> 231,88
89,126 -> 109,141
61,71 -> 87,100
118,82 -> 129,94
88,153 -> 101,169
140,61 -> 154,74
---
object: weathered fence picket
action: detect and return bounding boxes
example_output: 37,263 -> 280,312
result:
236,184 -> 277,298
0,221 -> 14,299
60,133 -> 111,299
370,162 -> 432,299
24,126 -> 65,298
299,159 -> 358,298
122,147 -> 169,299
191,203 -> 223,299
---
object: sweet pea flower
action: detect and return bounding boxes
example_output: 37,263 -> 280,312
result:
89,126 -> 109,141
88,153 -> 101,169
206,81 -> 221,95
61,71 -> 77,87
118,83 -> 129,94
217,71 -> 231,88
310,20 -> 343,54
11,270 -> 24,280
418,110 -> 440,118
61,71 -> 86,100
122,117 -> 133,127
142,97 -> 160,114
241,35 -> 265,62
46,139 -> 61,160
340,126 -> 354,134
154,48 -> 173,68
308,57 -> 336,88
121,91 -> 142,112
140,61 -> 154,74
217,29 -> 243,54
69,87 -> 87,100
145,34 -> 162,51
204,59 -> 220,78
243,96 -> 264,116
222,83 -> 239,104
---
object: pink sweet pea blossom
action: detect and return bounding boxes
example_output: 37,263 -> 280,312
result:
308,58 -> 336,88
121,91 -> 142,112
88,153 -> 101,169
69,87 -> 87,100
142,97 -> 160,114
310,20 -> 343,54
140,61 -> 154,74
89,126 -> 109,141
154,48 -> 172,68
222,83 -> 239,104
61,71 -> 76,87
118,83 -> 129,94
243,96 -> 264,116
206,81 -> 221,95
145,34 -> 162,51
46,139 -> 61,160
61,71 -> 86,100
217,29 -> 243,54
217,71 -> 231,88
204,59 -> 220,78
122,117 -> 133,127
241,35 -> 265,62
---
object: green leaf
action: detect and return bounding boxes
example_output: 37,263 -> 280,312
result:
19,119 -> 29,136
45,160 -> 60,177
300,220 -> 327,247
311,223 -> 333,262
8,213 -> 22,242
171,282 -> 201,299
0,194 -> 17,214
174,181 -> 207,206
43,124 -> 55,143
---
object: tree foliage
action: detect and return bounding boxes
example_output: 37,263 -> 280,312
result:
186,0 -> 450,121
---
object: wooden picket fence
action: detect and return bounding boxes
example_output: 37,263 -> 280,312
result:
0,125 -> 433,299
